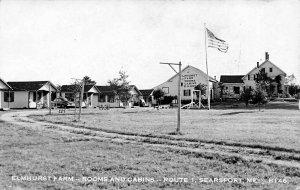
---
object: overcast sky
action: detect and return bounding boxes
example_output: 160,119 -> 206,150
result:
0,0 -> 299,89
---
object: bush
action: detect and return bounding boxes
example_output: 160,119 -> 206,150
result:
251,89 -> 268,111
161,96 -> 175,105
240,88 -> 252,107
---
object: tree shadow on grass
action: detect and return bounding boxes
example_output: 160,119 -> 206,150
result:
219,111 -> 255,116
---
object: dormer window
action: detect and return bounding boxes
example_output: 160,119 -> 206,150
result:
269,67 -> 273,72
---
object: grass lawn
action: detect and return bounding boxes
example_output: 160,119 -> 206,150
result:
31,101 -> 300,152
0,115 -> 300,190
1,101 -> 299,189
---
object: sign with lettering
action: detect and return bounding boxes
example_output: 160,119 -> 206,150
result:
181,74 -> 198,88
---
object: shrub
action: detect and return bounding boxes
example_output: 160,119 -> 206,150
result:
161,96 -> 175,105
240,88 -> 252,107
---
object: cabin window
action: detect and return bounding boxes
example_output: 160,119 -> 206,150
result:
108,95 -> 114,103
4,92 -> 14,102
183,90 -> 191,96
99,94 -> 105,102
233,87 -> 240,94
269,67 -> 273,72
162,87 -> 169,94
248,75 -> 250,80
33,92 -> 37,101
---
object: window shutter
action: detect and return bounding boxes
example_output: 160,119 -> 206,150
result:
4,92 -> 8,102
10,92 -> 14,102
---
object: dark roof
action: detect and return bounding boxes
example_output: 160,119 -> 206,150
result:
7,81 -> 50,91
96,85 -> 117,91
96,86 -> 116,96
220,75 -> 244,84
139,89 -> 153,96
61,85 -> 79,92
84,85 -> 97,92
61,85 -> 98,93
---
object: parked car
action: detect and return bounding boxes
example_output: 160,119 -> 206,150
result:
52,97 -> 75,108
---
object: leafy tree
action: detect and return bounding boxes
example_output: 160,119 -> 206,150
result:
83,76 -> 96,85
152,89 -> 165,105
108,70 -> 131,106
289,85 -> 300,96
194,83 -> 207,94
240,88 -> 252,107
275,75 -> 282,94
255,69 -> 271,92
217,82 -> 225,98
254,69 -> 271,110
252,88 -> 267,111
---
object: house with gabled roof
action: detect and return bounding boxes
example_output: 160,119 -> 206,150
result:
95,85 -> 119,107
154,65 -> 218,102
0,77 -> 13,110
6,81 -> 57,109
139,89 -> 154,106
242,52 -> 287,95
96,85 -> 142,108
219,75 -> 244,100
60,84 -> 100,108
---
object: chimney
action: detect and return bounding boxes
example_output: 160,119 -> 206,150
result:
265,52 -> 269,60
257,62 -> 259,68
214,76 -> 216,80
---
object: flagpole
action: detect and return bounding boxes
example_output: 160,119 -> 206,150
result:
204,23 -> 210,110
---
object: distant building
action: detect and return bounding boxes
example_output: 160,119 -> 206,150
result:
218,52 -> 288,99
219,75 -> 244,100
242,52 -> 287,95
60,84 -> 100,108
96,85 -> 142,108
154,65 -> 218,102
139,89 -> 154,106
6,81 -> 57,109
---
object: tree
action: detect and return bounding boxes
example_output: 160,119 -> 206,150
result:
83,76 -> 96,85
255,69 -> 271,92
252,88 -> 267,111
254,69 -> 271,111
275,75 -> 282,94
218,82 -> 225,99
240,88 -> 252,107
69,80 -> 82,118
152,89 -> 165,105
289,85 -> 300,96
108,70 -> 131,106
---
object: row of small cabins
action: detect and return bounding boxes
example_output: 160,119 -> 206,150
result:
0,52 -> 289,110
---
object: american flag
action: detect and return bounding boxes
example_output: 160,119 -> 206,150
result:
206,28 -> 229,53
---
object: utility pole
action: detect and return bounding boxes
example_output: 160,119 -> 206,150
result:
48,82 -> 51,115
160,61 -> 182,134
71,78 -> 85,121
79,78 -> 85,121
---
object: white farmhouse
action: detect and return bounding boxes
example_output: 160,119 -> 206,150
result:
242,52 -> 287,95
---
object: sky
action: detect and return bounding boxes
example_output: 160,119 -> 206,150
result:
0,0 -> 299,89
